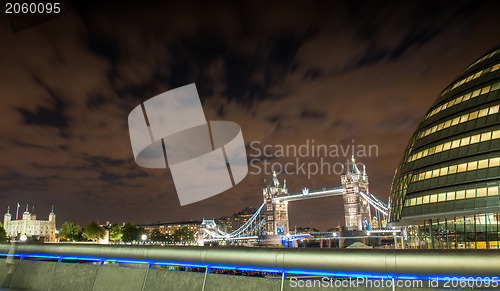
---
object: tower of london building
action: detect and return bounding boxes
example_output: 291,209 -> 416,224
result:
3,205 -> 56,242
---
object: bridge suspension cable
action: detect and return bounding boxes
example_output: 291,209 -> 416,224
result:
203,203 -> 265,240
201,183 -> 389,242
359,191 -> 388,216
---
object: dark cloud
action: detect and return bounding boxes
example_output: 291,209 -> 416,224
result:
300,110 -> 326,120
16,76 -> 69,129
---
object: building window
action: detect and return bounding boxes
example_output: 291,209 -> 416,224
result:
407,129 -> 500,163
418,104 -> 500,140
412,156 -> 500,182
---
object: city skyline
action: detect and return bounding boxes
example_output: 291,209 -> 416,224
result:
1,1 -> 500,230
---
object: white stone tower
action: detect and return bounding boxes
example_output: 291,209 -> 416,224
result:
262,171 -> 289,235
3,206 -> 11,229
341,157 -> 371,231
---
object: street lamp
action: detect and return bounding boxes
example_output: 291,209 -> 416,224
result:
141,234 -> 147,244
20,234 -> 27,242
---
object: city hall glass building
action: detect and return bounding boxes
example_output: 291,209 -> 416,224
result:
389,45 -> 500,249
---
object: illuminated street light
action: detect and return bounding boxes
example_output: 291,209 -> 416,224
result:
20,234 -> 27,242
141,234 -> 147,241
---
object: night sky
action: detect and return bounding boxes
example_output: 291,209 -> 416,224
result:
1,1 -> 500,231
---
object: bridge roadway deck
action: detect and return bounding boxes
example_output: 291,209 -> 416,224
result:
273,186 -> 343,202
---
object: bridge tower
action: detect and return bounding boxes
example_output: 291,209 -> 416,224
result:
341,157 -> 371,231
263,171 -> 289,236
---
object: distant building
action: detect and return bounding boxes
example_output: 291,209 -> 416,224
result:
98,222 -> 110,244
3,205 -> 56,242
293,227 -> 319,234
371,217 -> 379,230
326,226 -> 343,233
138,221 -> 201,238
216,206 -> 260,233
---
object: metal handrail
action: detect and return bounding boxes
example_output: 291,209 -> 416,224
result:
0,243 -> 499,277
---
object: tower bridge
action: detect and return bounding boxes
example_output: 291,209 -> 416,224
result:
199,157 -> 389,245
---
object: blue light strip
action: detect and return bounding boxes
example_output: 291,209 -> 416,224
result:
0,252 -> 496,282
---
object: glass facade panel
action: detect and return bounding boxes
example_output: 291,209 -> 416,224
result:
456,190 -> 465,199
403,214 -> 500,249
466,189 -> 476,199
478,159 -> 489,169
465,216 -> 476,249
478,109 -> 488,118
488,186 -> 498,196
455,217 -> 465,249
439,62 -> 500,97
477,188 -> 487,197
448,165 -> 457,174
417,104 -> 500,140
407,128 -> 500,164
490,157 -> 500,167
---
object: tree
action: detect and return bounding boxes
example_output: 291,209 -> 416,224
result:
0,223 -> 7,242
121,223 -> 139,243
59,221 -> 83,242
83,221 -> 106,242
172,227 -> 195,244
150,228 -> 165,242
108,224 -> 122,242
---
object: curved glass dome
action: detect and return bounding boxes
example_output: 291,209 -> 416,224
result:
389,45 -> 500,227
